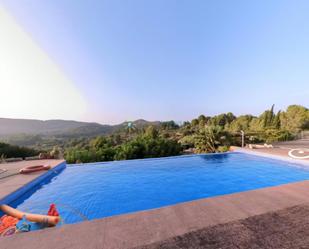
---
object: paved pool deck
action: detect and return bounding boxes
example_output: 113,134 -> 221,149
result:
232,146 -> 309,166
0,159 -> 65,205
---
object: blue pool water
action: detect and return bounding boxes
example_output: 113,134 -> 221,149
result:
12,153 -> 309,224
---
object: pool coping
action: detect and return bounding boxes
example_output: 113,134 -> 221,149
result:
68,149 -> 309,169
68,151 -> 232,167
0,160 -> 66,205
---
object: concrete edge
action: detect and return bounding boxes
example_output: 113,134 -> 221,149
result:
0,161 -> 66,205
69,151 -> 232,167
234,147 -> 309,168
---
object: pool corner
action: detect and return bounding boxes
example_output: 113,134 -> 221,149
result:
0,160 -> 66,206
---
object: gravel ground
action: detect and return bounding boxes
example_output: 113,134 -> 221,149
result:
135,204 -> 309,249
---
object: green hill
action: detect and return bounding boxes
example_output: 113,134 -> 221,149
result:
0,118 -> 161,149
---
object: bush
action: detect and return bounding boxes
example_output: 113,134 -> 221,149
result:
0,142 -> 39,159
217,145 -> 230,153
64,134 -> 181,163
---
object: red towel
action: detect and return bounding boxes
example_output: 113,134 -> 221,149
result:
0,215 -> 18,235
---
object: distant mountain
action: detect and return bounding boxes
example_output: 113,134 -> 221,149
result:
121,119 -> 161,129
0,118 -> 108,136
0,118 -> 161,137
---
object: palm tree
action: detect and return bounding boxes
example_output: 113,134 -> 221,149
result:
124,121 -> 137,134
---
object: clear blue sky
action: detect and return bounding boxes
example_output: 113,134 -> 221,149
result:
1,0 -> 308,124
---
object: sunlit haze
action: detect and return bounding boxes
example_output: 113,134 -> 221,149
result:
0,6 -> 87,121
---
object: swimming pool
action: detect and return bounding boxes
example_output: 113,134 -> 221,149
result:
11,152 -> 309,224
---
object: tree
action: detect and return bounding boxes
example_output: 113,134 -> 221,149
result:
227,115 -> 254,132
197,115 -> 208,127
208,113 -> 236,127
0,142 -> 39,159
226,112 -> 236,124
194,126 -> 228,153
90,136 -> 111,149
114,135 -> 181,160
272,111 -> 281,129
260,104 -> 275,128
280,105 -> 309,132
191,118 -> 199,126
145,126 -> 159,139
178,135 -> 195,149
161,121 -> 179,130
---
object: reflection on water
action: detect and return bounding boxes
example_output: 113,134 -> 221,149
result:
199,153 -> 230,163
8,169 -> 65,209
